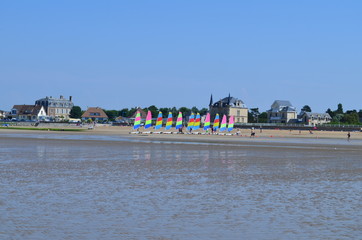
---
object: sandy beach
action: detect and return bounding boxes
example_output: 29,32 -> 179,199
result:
1,125 -> 361,141
1,125 -> 361,152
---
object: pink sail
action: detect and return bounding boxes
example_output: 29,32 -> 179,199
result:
203,113 -> 210,130
227,115 -> 234,132
220,115 -> 227,132
144,110 -> 152,129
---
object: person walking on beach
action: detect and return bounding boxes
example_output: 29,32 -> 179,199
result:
250,128 -> 255,138
347,132 -> 351,141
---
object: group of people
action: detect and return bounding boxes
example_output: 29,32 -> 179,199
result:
186,127 -> 353,140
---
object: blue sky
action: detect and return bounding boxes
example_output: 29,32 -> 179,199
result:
1,1 -> 361,113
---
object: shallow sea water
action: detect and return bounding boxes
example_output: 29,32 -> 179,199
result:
0,134 -> 361,239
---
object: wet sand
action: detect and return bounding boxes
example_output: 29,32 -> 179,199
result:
1,129 -> 362,239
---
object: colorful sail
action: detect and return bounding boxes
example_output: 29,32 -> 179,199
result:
144,110 -> 152,129
219,114 -> 227,132
176,112 -> 183,129
133,110 -> 141,130
193,113 -> 201,130
227,115 -> 234,132
165,112 -> 173,130
155,112 -> 163,130
213,114 -> 220,131
203,113 -> 210,130
187,113 -> 195,130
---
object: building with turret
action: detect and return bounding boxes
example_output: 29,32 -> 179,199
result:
209,94 -> 248,123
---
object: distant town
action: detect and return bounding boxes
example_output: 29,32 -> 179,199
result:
1,94 -> 361,127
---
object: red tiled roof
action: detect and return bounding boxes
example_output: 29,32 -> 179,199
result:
81,107 -> 108,118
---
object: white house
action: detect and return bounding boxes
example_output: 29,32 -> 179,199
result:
299,112 -> 332,126
10,105 -> 47,121
0,110 -> 6,119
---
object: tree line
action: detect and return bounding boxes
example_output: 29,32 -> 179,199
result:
70,103 -> 362,125
326,103 -> 362,125
70,105 -> 209,121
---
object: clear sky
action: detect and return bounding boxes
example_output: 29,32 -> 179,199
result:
1,1 -> 361,113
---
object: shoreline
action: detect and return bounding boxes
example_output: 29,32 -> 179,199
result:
1,125 -> 360,139
1,126 -> 361,150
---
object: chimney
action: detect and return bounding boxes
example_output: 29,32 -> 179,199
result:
60,95 -> 63,99
69,96 -> 72,102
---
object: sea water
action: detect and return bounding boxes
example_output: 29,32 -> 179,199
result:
0,134 -> 361,239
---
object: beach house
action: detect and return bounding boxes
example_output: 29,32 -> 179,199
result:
299,112 -> 332,126
81,107 -> 108,122
0,110 -> 6,119
10,105 -> 47,121
35,95 -> 74,120
267,100 -> 297,124
209,94 -> 248,123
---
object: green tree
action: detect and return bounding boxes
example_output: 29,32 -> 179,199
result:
336,103 -> 344,114
248,111 -> 255,123
301,105 -> 312,112
178,107 -> 191,116
191,106 -> 199,114
326,108 -> 335,118
147,105 -> 158,118
249,108 -> 260,123
199,108 -> 208,116
128,107 -> 138,117
119,108 -> 129,117
170,107 -> 178,116
258,112 -> 268,123
69,106 -> 82,118
332,114 -> 344,124
104,110 -> 118,121
341,111 -> 360,124
159,108 -> 169,117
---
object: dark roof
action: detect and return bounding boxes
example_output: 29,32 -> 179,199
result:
300,112 -> 332,119
212,96 -> 245,108
82,107 -> 108,118
273,100 -> 292,107
12,105 -> 43,115
269,100 -> 296,112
